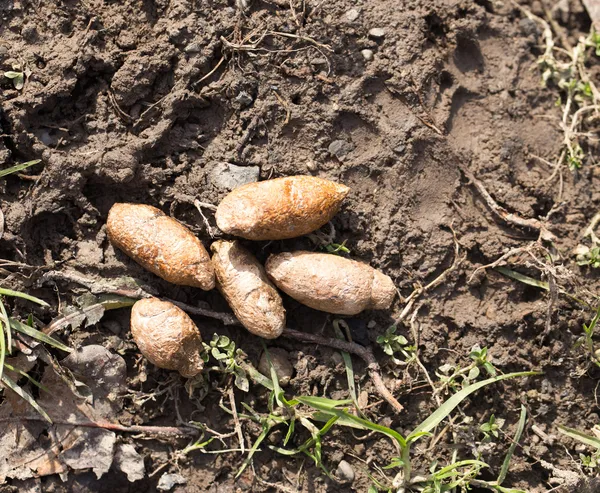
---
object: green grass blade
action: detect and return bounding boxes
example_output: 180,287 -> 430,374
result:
557,424 -> 600,449
297,396 -> 407,449
0,300 -> 10,360
0,160 -> 41,179
434,459 -> 489,479
9,318 -> 72,352
333,320 -> 360,412
296,395 -> 353,410
3,363 -> 49,391
497,404 -> 527,485
0,288 -> 49,307
0,313 -> 5,383
409,371 -> 540,439
236,422 -> 271,478
2,374 -> 52,422
494,267 -> 549,290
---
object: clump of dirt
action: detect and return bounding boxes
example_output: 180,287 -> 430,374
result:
1,0 -> 600,491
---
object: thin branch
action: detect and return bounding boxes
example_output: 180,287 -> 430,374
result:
459,164 -> 552,238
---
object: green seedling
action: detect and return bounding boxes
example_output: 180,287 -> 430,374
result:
377,325 -> 416,365
203,334 -> 249,391
323,240 -> 351,255
436,345 -> 498,395
480,414 -> 504,442
576,246 -> 600,268
3,63 -> 31,90
574,305 -> 600,367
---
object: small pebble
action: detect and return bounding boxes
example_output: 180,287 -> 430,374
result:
157,473 -> 187,491
345,8 -> 360,21
361,49 -> 374,61
184,42 -> 203,53
235,91 -> 253,106
328,139 -> 354,160
368,27 -> 386,40
258,348 -> 294,386
336,460 -> 355,483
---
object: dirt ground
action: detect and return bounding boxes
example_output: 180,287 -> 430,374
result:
1,0 -> 600,491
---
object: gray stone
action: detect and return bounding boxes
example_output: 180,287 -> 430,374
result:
345,8 -> 360,21
184,42 -> 203,53
157,473 -> 187,491
235,91 -> 253,106
209,162 -> 259,192
361,49 -> 374,61
328,140 -> 354,160
368,27 -> 386,39
258,348 -> 294,387
336,460 -> 355,483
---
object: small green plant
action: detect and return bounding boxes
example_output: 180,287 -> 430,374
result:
480,414 -> 504,442
576,246 -> 600,268
436,345 -> 498,395
323,240 -> 350,255
3,63 -> 31,90
376,325 -> 416,365
574,305 -> 600,367
203,334 -> 249,391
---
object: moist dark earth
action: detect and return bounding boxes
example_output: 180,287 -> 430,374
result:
1,0 -> 600,491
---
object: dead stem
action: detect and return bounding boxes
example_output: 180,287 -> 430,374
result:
459,164 -> 552,239
228,384 -> 245,453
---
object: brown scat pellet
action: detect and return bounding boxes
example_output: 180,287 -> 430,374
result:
265,251 -> 396,315
107,203 -> 215,290
130,298 -> 204,378
215,175 -> 350,241
211,240 -> 285,339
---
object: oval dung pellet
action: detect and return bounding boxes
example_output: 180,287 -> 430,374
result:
211,240 -> 285,339
265,251 -> 396,315
107,203 -> 215,290
130,298 -> 204,378
215,175 -> 350,241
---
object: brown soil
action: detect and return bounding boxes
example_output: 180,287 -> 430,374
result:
1,0 -> 600,492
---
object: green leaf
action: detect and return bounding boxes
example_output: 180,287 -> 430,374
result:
432,459 -> 489,480
0,308 -> 5,383
333,320 -> 360,411
558,424 -> 600,450
0,286 -> 48,306
409,371 -> 540,439
3,363 -> 49,391
497,404 -> 527,485
494,267 -> 549,290
236,421 -> 271,478
4,71 -> 21,78
2,374 -> 52,422
296,395 -> 353,410
9,318 -> 72,352
297,396 -> 407,449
